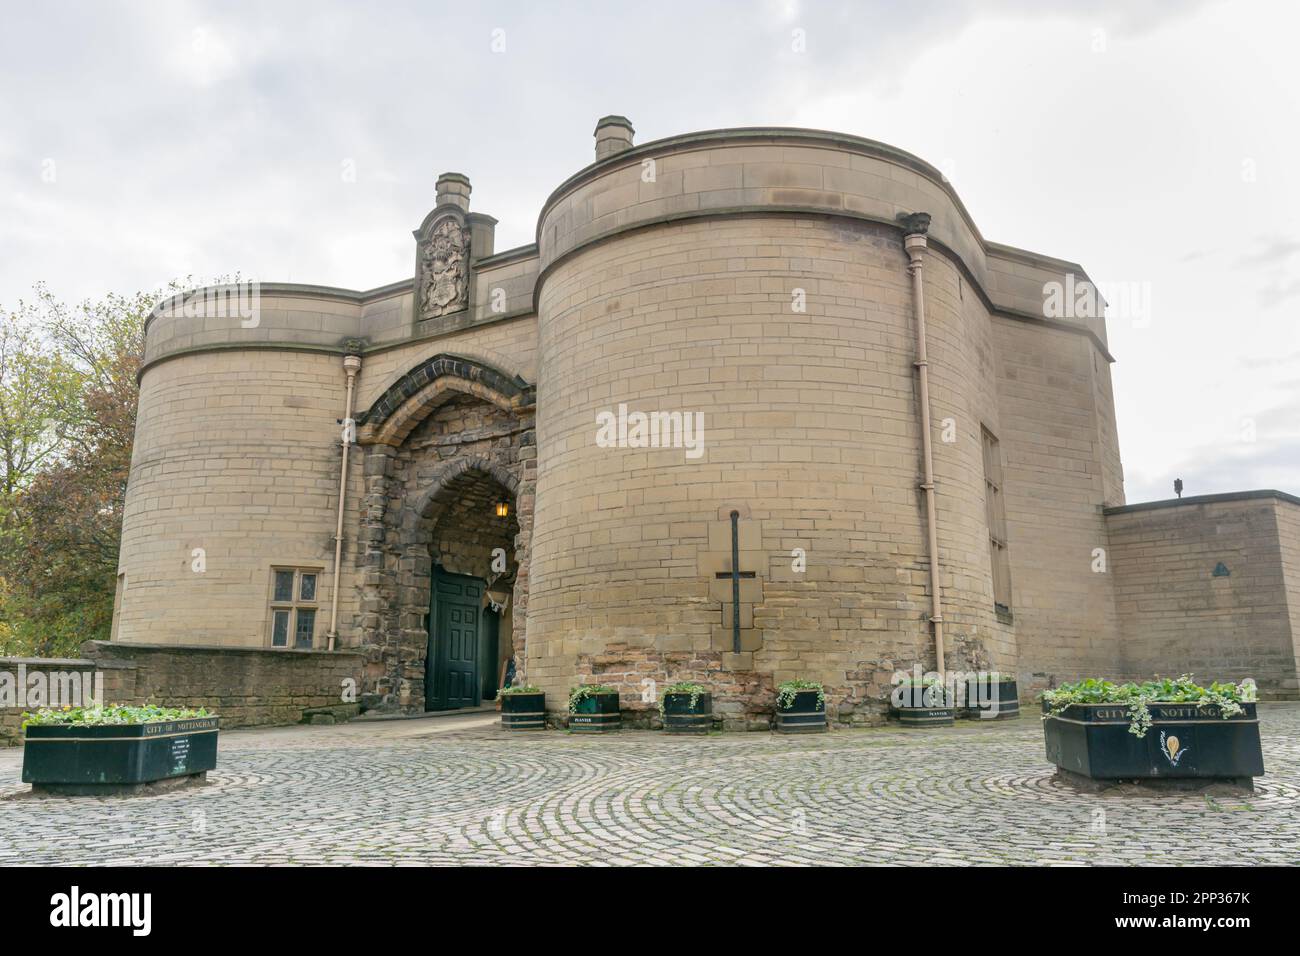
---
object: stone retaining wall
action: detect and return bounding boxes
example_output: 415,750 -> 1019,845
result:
1,643 -> 364,745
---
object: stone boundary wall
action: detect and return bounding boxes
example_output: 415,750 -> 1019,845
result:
1105,492 -> 1300,698
0,656 -> 136,746
1,643 -> 364,746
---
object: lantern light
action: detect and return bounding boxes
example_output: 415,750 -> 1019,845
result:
495,501 -> 509,518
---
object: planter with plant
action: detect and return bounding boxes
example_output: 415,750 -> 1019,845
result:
567,685 -> 621,733
774,679 -> 827,733
1041,676 -> 1264,788
893,676 -> 956,727
22,705 -> 219,795
963,673 -> 1020,720
659,682 -> 712,735
498,685 -> 546,732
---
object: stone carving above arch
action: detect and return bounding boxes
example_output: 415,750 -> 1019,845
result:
356,353 -> 535,447
415,212 -> 470,319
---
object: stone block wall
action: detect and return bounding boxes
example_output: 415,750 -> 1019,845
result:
0,656 -> 136,746
1105,492 -> 1300,696
115,348 -> 361,649
3,644 -> 366,745
356,389 -> 532,708
528,213 -> 1008,725
992,318 -> 1124,695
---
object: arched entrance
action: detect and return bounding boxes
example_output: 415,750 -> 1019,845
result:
352,352 -> 535,714
418,460 -> 519,710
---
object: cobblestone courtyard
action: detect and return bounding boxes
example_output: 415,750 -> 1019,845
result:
2,704 -> 1298,866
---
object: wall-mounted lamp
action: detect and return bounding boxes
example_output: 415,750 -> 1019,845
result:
495,501 -> 509,518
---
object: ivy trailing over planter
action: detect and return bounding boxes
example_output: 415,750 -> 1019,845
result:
896,675 -> 952,708
658,682 -> 708,716
567,684 -> 618,713
1041,676 -> 1257,738
776,679 -> 825,711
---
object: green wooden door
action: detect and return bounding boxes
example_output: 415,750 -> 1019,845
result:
426,568 -> 483,710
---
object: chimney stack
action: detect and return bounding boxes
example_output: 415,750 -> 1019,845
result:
594,115 -> 635,161
435,172 -> 471,211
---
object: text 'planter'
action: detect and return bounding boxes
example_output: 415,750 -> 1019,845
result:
569,692 -> 621,733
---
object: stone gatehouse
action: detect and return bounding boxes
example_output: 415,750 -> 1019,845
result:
109,118 -> 1300,728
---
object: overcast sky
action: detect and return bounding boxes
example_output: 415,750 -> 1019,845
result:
1,0 -> 1297,504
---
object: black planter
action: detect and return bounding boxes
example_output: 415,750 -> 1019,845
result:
500,692 -> 546,731
22,716 -> 220,794
1043,701 -> 1264,787
775,690 -> 827,734
662,692 -> 712,735
965,677 -> 1020,720
898,705 -> 955,728
569,691 -> 621,734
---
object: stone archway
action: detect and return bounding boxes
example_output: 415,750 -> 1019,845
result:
352,358 -> 534,712
414,458 -> 520,709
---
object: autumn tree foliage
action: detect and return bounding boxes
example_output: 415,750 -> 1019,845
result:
0,285 -> 153,656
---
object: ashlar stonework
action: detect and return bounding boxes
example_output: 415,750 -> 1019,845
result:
106,118 -> 1300,732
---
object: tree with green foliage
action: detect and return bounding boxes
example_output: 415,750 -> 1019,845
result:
0,284 -> 155,656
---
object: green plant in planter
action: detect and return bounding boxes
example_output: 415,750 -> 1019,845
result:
497,684 -> 542,698
658,681 -> 708,715
776,679 -> 825,710
897,675 -> 950,707
567,684 -> 618,713
23,705 -> 211,727
1041,675 -> 1257,738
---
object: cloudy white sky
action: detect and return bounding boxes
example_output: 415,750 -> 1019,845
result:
1,0 -> 1297,503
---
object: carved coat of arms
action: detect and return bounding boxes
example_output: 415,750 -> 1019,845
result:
418,216 -> 469,318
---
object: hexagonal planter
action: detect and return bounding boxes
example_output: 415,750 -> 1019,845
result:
22,714 -> 219,795
1043,701 -> 1265,789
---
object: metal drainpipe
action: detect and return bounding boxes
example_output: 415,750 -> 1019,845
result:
900,215 -> 945,673
326,353 -> 363,651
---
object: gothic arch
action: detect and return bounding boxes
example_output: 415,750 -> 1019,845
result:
410,456 -> 520,531
357,353 -> 535,447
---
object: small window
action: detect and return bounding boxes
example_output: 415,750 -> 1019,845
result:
981,426 -> 1013,616
268,568 -> 322,649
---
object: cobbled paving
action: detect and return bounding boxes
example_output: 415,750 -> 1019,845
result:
2,704 -> 1298,865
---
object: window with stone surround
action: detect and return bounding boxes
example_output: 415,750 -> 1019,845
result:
268,568 -> 321,649
981,426 -> 1013,618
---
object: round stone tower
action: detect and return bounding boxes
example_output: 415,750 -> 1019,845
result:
525,126 -> 1015,727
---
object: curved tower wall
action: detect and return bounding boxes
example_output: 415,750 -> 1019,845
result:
113,125 -> 1128,717
117,346 -> 354,646
527,134 -> 1021,718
